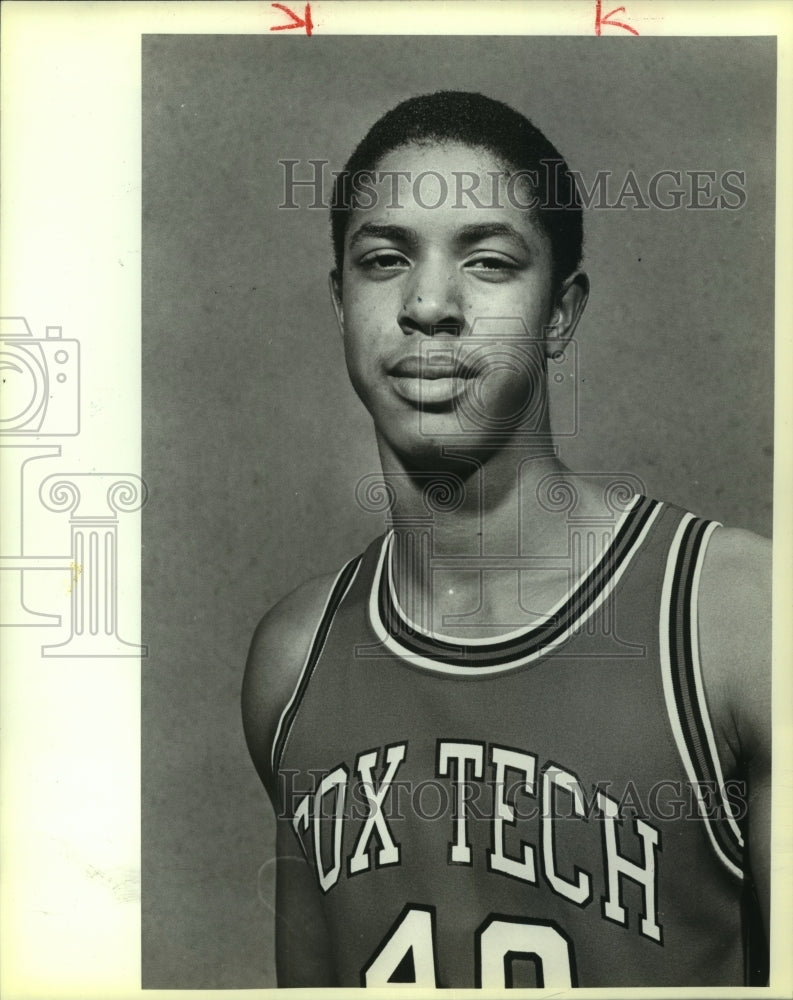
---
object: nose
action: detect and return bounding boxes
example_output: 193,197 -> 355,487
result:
397,259 -> 464,337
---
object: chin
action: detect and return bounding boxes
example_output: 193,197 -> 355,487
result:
382,429 -> 499,480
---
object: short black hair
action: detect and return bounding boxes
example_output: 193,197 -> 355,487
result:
330,91 -> 583,295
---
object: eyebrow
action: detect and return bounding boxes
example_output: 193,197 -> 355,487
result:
454,223 -> 531,254
347,221 -> 532,256
347,223 -> 416,252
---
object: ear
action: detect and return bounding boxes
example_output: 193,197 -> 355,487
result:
543,271 -> 589,359
329,270 -> 344,336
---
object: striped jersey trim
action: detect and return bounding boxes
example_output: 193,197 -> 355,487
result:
368,494 -> 662,674
271,555 -> 362,775
659,514 -> 744,880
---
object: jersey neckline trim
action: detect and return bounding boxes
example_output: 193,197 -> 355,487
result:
367,494 -> 663,674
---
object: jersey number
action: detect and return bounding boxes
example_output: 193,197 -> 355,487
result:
362,905 -> 575,987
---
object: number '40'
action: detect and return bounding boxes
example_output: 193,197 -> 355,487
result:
362,905 -> 576,987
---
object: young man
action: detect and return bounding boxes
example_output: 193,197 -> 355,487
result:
242,92 -> 770,988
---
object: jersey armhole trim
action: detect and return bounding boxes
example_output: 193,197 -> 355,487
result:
270,555 -> 363,778
659,515 -> 745,881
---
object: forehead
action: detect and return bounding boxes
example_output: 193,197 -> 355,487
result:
345,140 -> 548,247
375,140 -> 508,180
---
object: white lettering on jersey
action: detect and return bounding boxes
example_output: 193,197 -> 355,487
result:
598,789 -> 662,942
349,742 -> 407,875
437,741 -> 485,864
291,793 -> 311,858
314,765 -> 348,893
362,905 -> 439,987
476,916 -> 575,988
287,740 -> 664,946
541,764 -> 593,906
487,744 -> 538,884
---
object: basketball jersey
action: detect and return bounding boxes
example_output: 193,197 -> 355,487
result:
272,495 -> 759,987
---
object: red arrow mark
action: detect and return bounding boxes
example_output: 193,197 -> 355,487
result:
271,2 -> 313,36
595,1 -> 639,35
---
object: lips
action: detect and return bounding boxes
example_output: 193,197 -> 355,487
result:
388,354 -> 474,380
387,353 -> 475,406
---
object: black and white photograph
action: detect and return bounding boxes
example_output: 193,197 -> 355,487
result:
143,29 -> 776,991
2,3 -> 792,999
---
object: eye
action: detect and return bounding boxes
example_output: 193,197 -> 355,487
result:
359,250 -> 411,273
465,253 -> 520,279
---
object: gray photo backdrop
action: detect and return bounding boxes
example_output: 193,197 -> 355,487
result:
142,35 -> 774,987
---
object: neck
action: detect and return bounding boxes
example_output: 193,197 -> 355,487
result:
373,437 -> 629,637
379,440 -> 563,551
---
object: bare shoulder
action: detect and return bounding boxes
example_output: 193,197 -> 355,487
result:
241,571 -> 341,800
699,526 -> 771,648
698,526 -> 772,765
